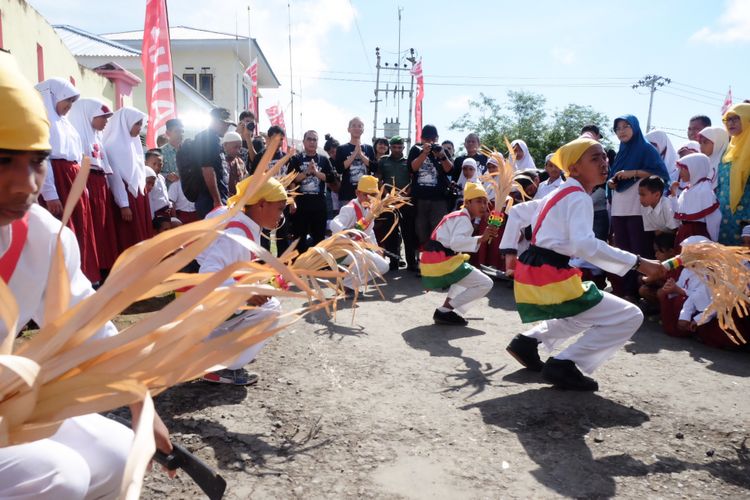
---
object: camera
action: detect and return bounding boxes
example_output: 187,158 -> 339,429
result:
430,144 -> 443,154
247,121 -> 256,131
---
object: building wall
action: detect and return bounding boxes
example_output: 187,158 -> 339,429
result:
0,0 -> 117,107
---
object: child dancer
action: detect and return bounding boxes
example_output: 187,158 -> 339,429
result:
501,138 -> 664,391
421,182 -> 497,325
329,175 -> 390,296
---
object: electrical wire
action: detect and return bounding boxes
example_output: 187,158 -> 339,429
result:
348,0 -> 374,76
659,89 -> 721,107
670,80 -> 726,97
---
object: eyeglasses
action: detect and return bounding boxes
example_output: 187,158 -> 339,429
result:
614,124 -> 632,132
304,137 -> 318,141
723,116 -> 741,124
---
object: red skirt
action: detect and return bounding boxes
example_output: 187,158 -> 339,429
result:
113,182 -> 154,253
43,159 -> 100,283
176,210 -> 200,225
86,170 -> 119,270
674,221 -> 710,249
472,214 -> 505,270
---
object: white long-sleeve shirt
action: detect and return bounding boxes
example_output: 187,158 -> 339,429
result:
1,204 -> 117,341
433,208 -> 481,253
641,196 -> 678,232
330,199 -> 377,245
675,268 -> 714,324
500,177 -> 637,276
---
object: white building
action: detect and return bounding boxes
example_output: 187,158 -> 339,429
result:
102,26 -> 280,125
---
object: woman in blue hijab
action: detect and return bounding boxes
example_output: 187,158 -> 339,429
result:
607,114 -> 669,299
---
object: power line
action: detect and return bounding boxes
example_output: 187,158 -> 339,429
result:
670,80 -> 725,97
313,69 -> 638,81
668,83 -> 725,102
348,0 -> 374,76
660,89 -> 720,107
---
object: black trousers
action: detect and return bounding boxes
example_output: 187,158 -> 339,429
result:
291,202 -> 327,253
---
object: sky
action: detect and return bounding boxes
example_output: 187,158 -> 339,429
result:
26,0 -> 750,152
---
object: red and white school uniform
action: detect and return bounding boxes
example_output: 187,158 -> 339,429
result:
35,78 -> 100,283
329,198 -> 390,290
102,107 -> 153,252
168,180 -> 199,224
0,205 -> 132,499
671,153 -> 721,245
196,206 -> 280,368
69,98 -> 121,271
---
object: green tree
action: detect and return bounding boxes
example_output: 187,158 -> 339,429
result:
450,91 -> 610,166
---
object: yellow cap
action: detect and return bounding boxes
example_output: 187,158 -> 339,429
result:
357,175 -> 379,195
0,53 -> 50,151
227,176 -> 288,207
550,137 -> 600,175
463,181 -> 488,201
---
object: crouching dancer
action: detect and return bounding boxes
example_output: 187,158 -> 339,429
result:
422,182 -> 496,326
0,54 -> 171,499
501,138 -> 664,391
196,175 -> 288,385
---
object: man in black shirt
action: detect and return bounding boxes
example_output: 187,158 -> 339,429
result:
289,130 -> 337,252
407,124 -> 453,270
334,117 -> 376,204
194,107 -> 232,218
451,133 -> 488,181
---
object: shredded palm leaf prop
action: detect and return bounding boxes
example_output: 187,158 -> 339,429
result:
0,138 -> 338,498
480,146 -> 527,209
663,242 -> 750,345
360,184 -> 411,240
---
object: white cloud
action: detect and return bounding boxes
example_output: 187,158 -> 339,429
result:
444,94 -> 472,112
551,47 -> 575,65
690,0 -> 750,43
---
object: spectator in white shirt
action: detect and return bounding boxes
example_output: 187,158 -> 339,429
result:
638,175 -> 678,234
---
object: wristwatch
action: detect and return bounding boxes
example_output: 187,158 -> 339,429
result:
631,255 -> 642,271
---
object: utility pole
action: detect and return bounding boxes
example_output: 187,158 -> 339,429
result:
632,75 -> 671,132
371,46 -> 416,144
287,1 -> 295,143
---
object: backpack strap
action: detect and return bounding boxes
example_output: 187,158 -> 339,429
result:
531,186 -> 584,245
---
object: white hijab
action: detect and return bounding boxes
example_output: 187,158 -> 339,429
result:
68,98 -> 113,173
698,126 -> 730,186
457,158 -> 480,187
103,107 -> 148,197
645,130 -> 678,182
510,139 -> 535,171
34,78 -> 82,161
676,153 -> 718,218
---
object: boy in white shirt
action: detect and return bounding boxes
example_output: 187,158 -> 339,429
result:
638,175 -> 678,234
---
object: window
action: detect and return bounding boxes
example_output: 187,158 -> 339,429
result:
36,44 -> 44,82
182,73 -> 197,89
199,73 -> 214,101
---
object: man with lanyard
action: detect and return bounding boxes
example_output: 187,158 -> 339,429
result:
289,130 -> 337,252
375,135 -> 416,271
250,126 -> 290,254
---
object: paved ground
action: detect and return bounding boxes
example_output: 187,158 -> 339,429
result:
134,270 -> 750,499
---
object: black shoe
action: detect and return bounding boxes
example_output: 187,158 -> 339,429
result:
433,309 -> 468,326
506,334 -> 544,372
406,264 -> 418,272
541,358 -> 599,391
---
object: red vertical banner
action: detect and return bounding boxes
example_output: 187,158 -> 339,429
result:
142,0 -> 177,149
265,103 -> 288,152
721,87 -> 733,115
411,59 -> 424,143
243,58 -> 259,125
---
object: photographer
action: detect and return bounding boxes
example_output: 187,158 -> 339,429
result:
407,124 -> 453,273
236,110 -> 257,165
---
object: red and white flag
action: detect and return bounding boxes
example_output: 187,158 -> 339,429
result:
142,0 -> 177,149
265,103 -> 288,152
243,58 -> 259,119
411,59 -> 424,143
721,87 -> 733,115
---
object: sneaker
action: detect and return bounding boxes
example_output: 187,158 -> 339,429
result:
541,358 -> 598,391
433,309 -> 468,326
202,368 -> 259,386
506,334 -> 544,372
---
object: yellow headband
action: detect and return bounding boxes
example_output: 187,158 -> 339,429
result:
463,181 -> 488,201
0,53 -> 51,151
357,175 -> 379,195
227,176 -> 288,207
550,137 -> 600,175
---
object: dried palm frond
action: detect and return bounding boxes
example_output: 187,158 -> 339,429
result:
0,137 -> 334,498
504,136 -> 516,164
668,241 -> 750,345
480,146 -> 526,208
361,184 -> 411,241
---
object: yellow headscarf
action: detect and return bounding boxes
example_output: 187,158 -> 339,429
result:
550,137 -> 600,175
722,103 -> 750,213
0,53 -> 51,151
463,181 -> 488,201
227,176 -> 287,207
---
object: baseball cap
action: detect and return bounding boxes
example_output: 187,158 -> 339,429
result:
389,135 -> 404,145
210,107 -> 235,125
